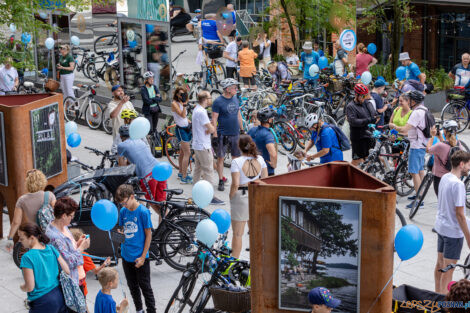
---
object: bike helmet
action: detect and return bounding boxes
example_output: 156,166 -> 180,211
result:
119,124 -> 130,137
143,71 -> 154,80
257,106 -> 276,123
120,109 -> 138,119
443,120 -> 458,134
407,90 -> 425,104
305,113 -> 319,129
354,83 -> 369,95
220,78 -> 240,90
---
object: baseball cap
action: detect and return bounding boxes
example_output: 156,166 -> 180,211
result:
308,287 -> 341,308
374,79 -> 387,87
111,85 -> 122,92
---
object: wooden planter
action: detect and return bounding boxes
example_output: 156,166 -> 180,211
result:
0,93 -> 67,237
249,162 -> 396,313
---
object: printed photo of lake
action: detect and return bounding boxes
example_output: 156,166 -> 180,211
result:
278,197 -> 361,312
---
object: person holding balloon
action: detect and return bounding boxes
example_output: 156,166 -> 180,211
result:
398,52 -> 426,84
299,41 -> 319,85
57,45 -> 75,100
229,135 -> 268,258
115,184 -> 156,313
355,43 -> 377,77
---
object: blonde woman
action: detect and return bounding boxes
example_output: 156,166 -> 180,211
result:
355,43 -> 377,77
7,169 -> 56,250
57,44 -> 75,99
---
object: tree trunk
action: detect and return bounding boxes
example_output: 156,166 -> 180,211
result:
312,251 -> 319,274
279,0 -> 297,49
391,0 -> 401,72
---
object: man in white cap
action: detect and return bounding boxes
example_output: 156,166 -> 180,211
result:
300,41 -> 319,84
399,52 -> 425,84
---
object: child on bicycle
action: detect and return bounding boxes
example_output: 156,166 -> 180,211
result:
95,267 -> 128,313
308,287 -> 341,312
115,184 -> 156,313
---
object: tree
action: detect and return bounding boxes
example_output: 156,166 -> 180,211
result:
358,0 -> 418,72
281,217 -> 299,268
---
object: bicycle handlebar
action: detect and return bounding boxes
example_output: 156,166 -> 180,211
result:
439,263 -> 470,272
84,146 -> 107,156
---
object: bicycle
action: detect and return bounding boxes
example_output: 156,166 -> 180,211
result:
440,86 -> 470,133
86,51 -> 120,89
439,254 -> 470,280
202,44 -> 227,89
63,84 -> 104,129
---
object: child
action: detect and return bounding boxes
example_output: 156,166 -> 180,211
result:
115,184 -> 156,313
287,150 -> 306,172
308,287 -> 341,312
95,267 -> 128,313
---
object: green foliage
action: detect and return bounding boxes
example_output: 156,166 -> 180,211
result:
308,276 -> 351,289
421,66 -> 454,92
369,63 -> 394,82
281,217 -> 299,268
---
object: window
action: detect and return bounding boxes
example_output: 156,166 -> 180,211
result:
282,203 -> 289,217
290,205 -> 296,221
298,211 -> 304,227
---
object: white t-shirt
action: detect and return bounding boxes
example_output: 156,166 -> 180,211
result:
435,172 -> 467,238
0,66 -> 18,94
108,99 -> 135,140
225,41 -> 238,68
286,55 -> 299,66
192,104 -> 211,150
407,104 -> 429,149
231,155 -> 267,185
260,40 -> 271,59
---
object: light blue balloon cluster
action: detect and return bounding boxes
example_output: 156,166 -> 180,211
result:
196,219 -> 219,247
65,121 -> 81,148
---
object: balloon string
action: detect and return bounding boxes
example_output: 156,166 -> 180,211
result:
82,253 -> 108,261
69,180 -> 83,221
366,261 -> 402,313
108,230 -> 126,298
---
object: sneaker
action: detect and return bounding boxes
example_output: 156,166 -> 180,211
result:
178,173 -> 183,180
210,197 -> 225,205
181,175 -> 193,184
406,201 -> 424,209
218,180 -> 225,191
407,195 -> 416,201
222,176 -> 228,183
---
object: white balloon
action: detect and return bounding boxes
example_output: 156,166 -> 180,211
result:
308,64 -> 320,77
126,29 -> 135,42
192,180 -> 214,208
71,35 -> 80,46
9,23 -> 16,32
129,117 -> 150,139
361,71 -> 372,85
45,37 -> 54,50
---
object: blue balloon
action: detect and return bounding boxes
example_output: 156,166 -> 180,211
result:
361,71 -> 372,85
91,200 -> 118,231
65,121 -> 78,137
21,33 -> 31,44
196,219 -> 219,247
396,66 -> 406,80
152,162 -> 172,181
192,180 -> 214,208
41,68 -> 48,76
367,43 -> 377,55
146,24 -> 154,33
210,209 -> 231,234
394,224 -> 424,261
129,40 -> 137,48
45,37 -> 54,50
70,35 -> 80,46
67,133 -> 81,148
318,56 -> 328,70
129,117 -> 150,139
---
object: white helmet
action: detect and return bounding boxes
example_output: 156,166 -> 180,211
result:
443,120 -> 458,133
143,71 -> 154,79
305,113 -> 319,128
220,78 -> 240,89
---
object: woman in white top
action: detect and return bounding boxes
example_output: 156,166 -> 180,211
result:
230,135 -> 268,258
171,86 -> 193,183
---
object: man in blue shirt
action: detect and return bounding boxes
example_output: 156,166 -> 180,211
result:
248,107 -> 277,176
212,78 -> 244,191
449,53 -> 470,87
201,13 -> 224,44
303,113 -> 343,164
300,41 -> 320,83
399,52 -> 426,84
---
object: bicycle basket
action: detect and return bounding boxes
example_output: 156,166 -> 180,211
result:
207,46 -> 224,59
45,79 -> 60,92
392,284 -> 445,313
209,286 -> 251,313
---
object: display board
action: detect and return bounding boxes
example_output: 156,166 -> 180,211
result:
0,112 -> 7,186
30,102 -> 62,178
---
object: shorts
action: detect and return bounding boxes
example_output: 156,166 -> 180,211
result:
226,66 -> 237,79
215,135 -> 241,158
242,77 -> 255,85
437,233 -> 463,260
351,138 -> 374,160
175,125 -> 192,143
140,173 -> 167,202
408,148 -> 426,174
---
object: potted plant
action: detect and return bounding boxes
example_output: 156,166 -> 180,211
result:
423,66 -> 453,112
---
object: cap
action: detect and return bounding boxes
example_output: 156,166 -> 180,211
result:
308,287 -> 341,308
374,79 -> 386,87
399,52 -> 410,61
302,41 -> 313,50
111,85 -> 121,92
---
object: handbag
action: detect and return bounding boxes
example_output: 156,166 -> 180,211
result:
150,104 -> 161,114
59,271 -> 87,313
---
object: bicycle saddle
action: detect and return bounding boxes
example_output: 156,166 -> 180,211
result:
23,81 -> 34,88
164,188 -> 184,195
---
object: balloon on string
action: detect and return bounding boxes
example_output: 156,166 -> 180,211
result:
396,66 -> 406,80
70,36 -> 80,46
146,24 -> 154,33
21,33 -> 31,45
65,121 -> 78,137
192,180 -> 214,208
126,29 -> 135,42
45,37 -> 54,50
308,64 -> 319,77
215,7 -> 234,36
91,200 -> 118,231
39,11 -> 48,19
9,23 -> 16,32
361,71 -> 372,85
152,162 -> 172,181
367,43 -> 377,55
210,209 -> 231,234
67,133 -> 81,148
318,56 -> 328,70
196,219 -> 219,247
394,224 -> 424,261
129,117 -> 150,139
128,40 -> 137,49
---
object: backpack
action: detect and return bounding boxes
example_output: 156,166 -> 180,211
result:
319,125 -> 351,151
415,107 -> 435,139
443,142 -> 462,172
37,191 -> 54,232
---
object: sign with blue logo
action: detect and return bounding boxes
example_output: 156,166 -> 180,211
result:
339,29 -> 356,52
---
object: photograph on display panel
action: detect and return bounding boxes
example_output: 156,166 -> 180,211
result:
279,197 -> 361,312
0,112 -> 7,186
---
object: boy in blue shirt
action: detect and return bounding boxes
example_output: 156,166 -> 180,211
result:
116,184 -> 155,313
300,41 -> 320,84
399,52 -> 426,84
95,267 -> 128,313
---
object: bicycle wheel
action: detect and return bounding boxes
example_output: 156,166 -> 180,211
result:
460,140 -> 470,152
94,34 -> 118,54
160,220 -> 198,271
393,161 -> 414,197
165,136 -> 181,170
273,122 -> 296,153
189,285 -> 211,313
409,172 -> 433,219
211,89 -> 222,102
85,100 -> 104,129
63,96 -> 79,122
441,102 -> 469,134
85,63 -> 99,83
13,242 -> 29,268
296,126 -> 311,150
165,269 -> 199,313
396,208 -> 407,229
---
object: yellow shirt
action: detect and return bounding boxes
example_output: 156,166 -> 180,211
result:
392,107 -> 412,127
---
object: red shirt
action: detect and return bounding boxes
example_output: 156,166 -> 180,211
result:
81,256 -> 96,296
356,53 -> 374,76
